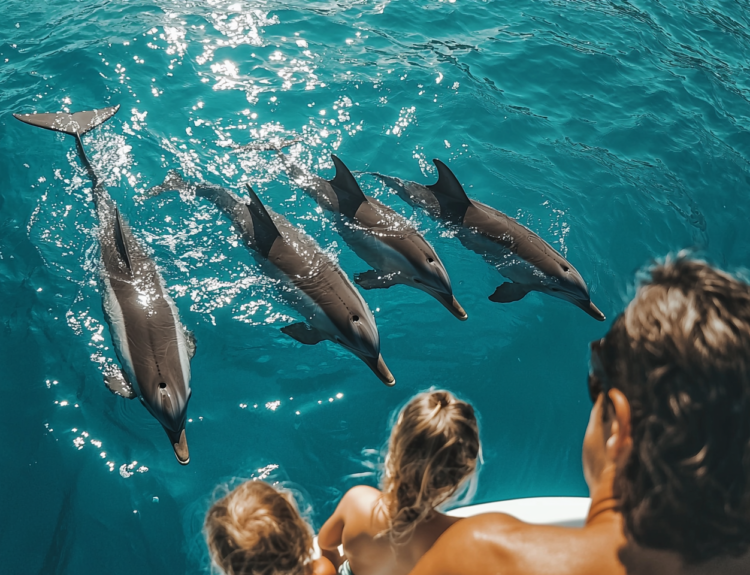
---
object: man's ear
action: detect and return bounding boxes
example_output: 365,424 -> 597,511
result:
605,389 -> 633,462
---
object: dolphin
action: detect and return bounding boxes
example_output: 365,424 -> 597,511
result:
147,171 -> 395,386
363,160 -> 605,321
238,144 -> 466,320
14,107 -> 195,463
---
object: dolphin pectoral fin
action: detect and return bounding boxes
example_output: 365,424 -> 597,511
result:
489,283 -> 531,303
354,270 -> 401,290
185,328 -> 197,359
104,368 -> 137,399
281,322 -> 328,345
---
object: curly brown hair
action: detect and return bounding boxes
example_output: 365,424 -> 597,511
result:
204,480 -> 314,575
599,256 -> 750,563
380,390 -> 480,542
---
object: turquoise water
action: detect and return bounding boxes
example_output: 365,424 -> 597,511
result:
1,0 -> 749,572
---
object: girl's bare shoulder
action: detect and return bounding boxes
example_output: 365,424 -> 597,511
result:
341,486 -> 389,534
341,486 -> 383,515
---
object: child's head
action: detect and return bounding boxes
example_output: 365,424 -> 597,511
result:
380,389 -> 480,541
204,480 -> 314,575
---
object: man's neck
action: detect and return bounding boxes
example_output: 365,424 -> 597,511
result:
586,465 -> 619,526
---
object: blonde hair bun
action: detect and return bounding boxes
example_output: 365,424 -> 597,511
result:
381,389 -> 480,542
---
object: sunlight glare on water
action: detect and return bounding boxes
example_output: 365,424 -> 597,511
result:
2,0 -> 750,573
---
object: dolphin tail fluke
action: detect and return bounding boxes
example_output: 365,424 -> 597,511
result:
358,172 -> 410,196
13,105 -> 120,137
145,169 -> 191,199
489,283 -> 531,303
232,138 -> 301,155
357,171 -> 395,183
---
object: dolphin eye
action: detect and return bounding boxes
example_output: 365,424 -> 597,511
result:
352,315 -> 360,322
428,257 -> 435,263
562,265 -> 569,272
413,278 -> 422,284
159,382 -> 167,389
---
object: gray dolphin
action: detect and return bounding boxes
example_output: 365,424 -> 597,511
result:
364,160 -> 605,321
240,145 -> 466,320
147,171 -> 394,386
14,107 -> 195,463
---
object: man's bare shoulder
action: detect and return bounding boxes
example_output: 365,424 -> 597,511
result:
448,513 -> 530,551
413,512 -> 625,575
444,513 -> 531,541
409,514 -> 523,575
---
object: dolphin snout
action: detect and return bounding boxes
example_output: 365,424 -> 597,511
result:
586,300 -> 606,321
414,271 -> 467,320
434,291 -> 468,321
362,353 -> 395,387
574,299 -> 605,321
165,427 -> 190,465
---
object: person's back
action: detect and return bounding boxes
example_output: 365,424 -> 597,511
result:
322,485 -> 461,575
408,391 -> 627,575
318,390 -> 480,575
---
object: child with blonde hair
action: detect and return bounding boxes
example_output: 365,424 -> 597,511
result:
204,480 -> 336,575
318,390 -> 481,575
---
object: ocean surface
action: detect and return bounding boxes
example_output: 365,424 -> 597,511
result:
1,0 -> 749,573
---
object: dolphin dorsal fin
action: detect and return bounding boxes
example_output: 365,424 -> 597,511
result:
113,207 -> 133,271
328,155 -> 367,218
244,184 -> 281,257
427,159 -> 472,222
428,159 -> 471,204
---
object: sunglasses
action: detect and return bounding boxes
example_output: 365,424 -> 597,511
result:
588,338 -> 611,403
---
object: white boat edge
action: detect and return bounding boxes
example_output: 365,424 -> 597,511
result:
447,496 -> 592,528
314,496 -> 592,559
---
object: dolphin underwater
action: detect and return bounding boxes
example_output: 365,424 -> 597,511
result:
364,160 -> 605,321
14,106 -> 195,463
147,171 -> 395,386
238,145 -> 466,320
